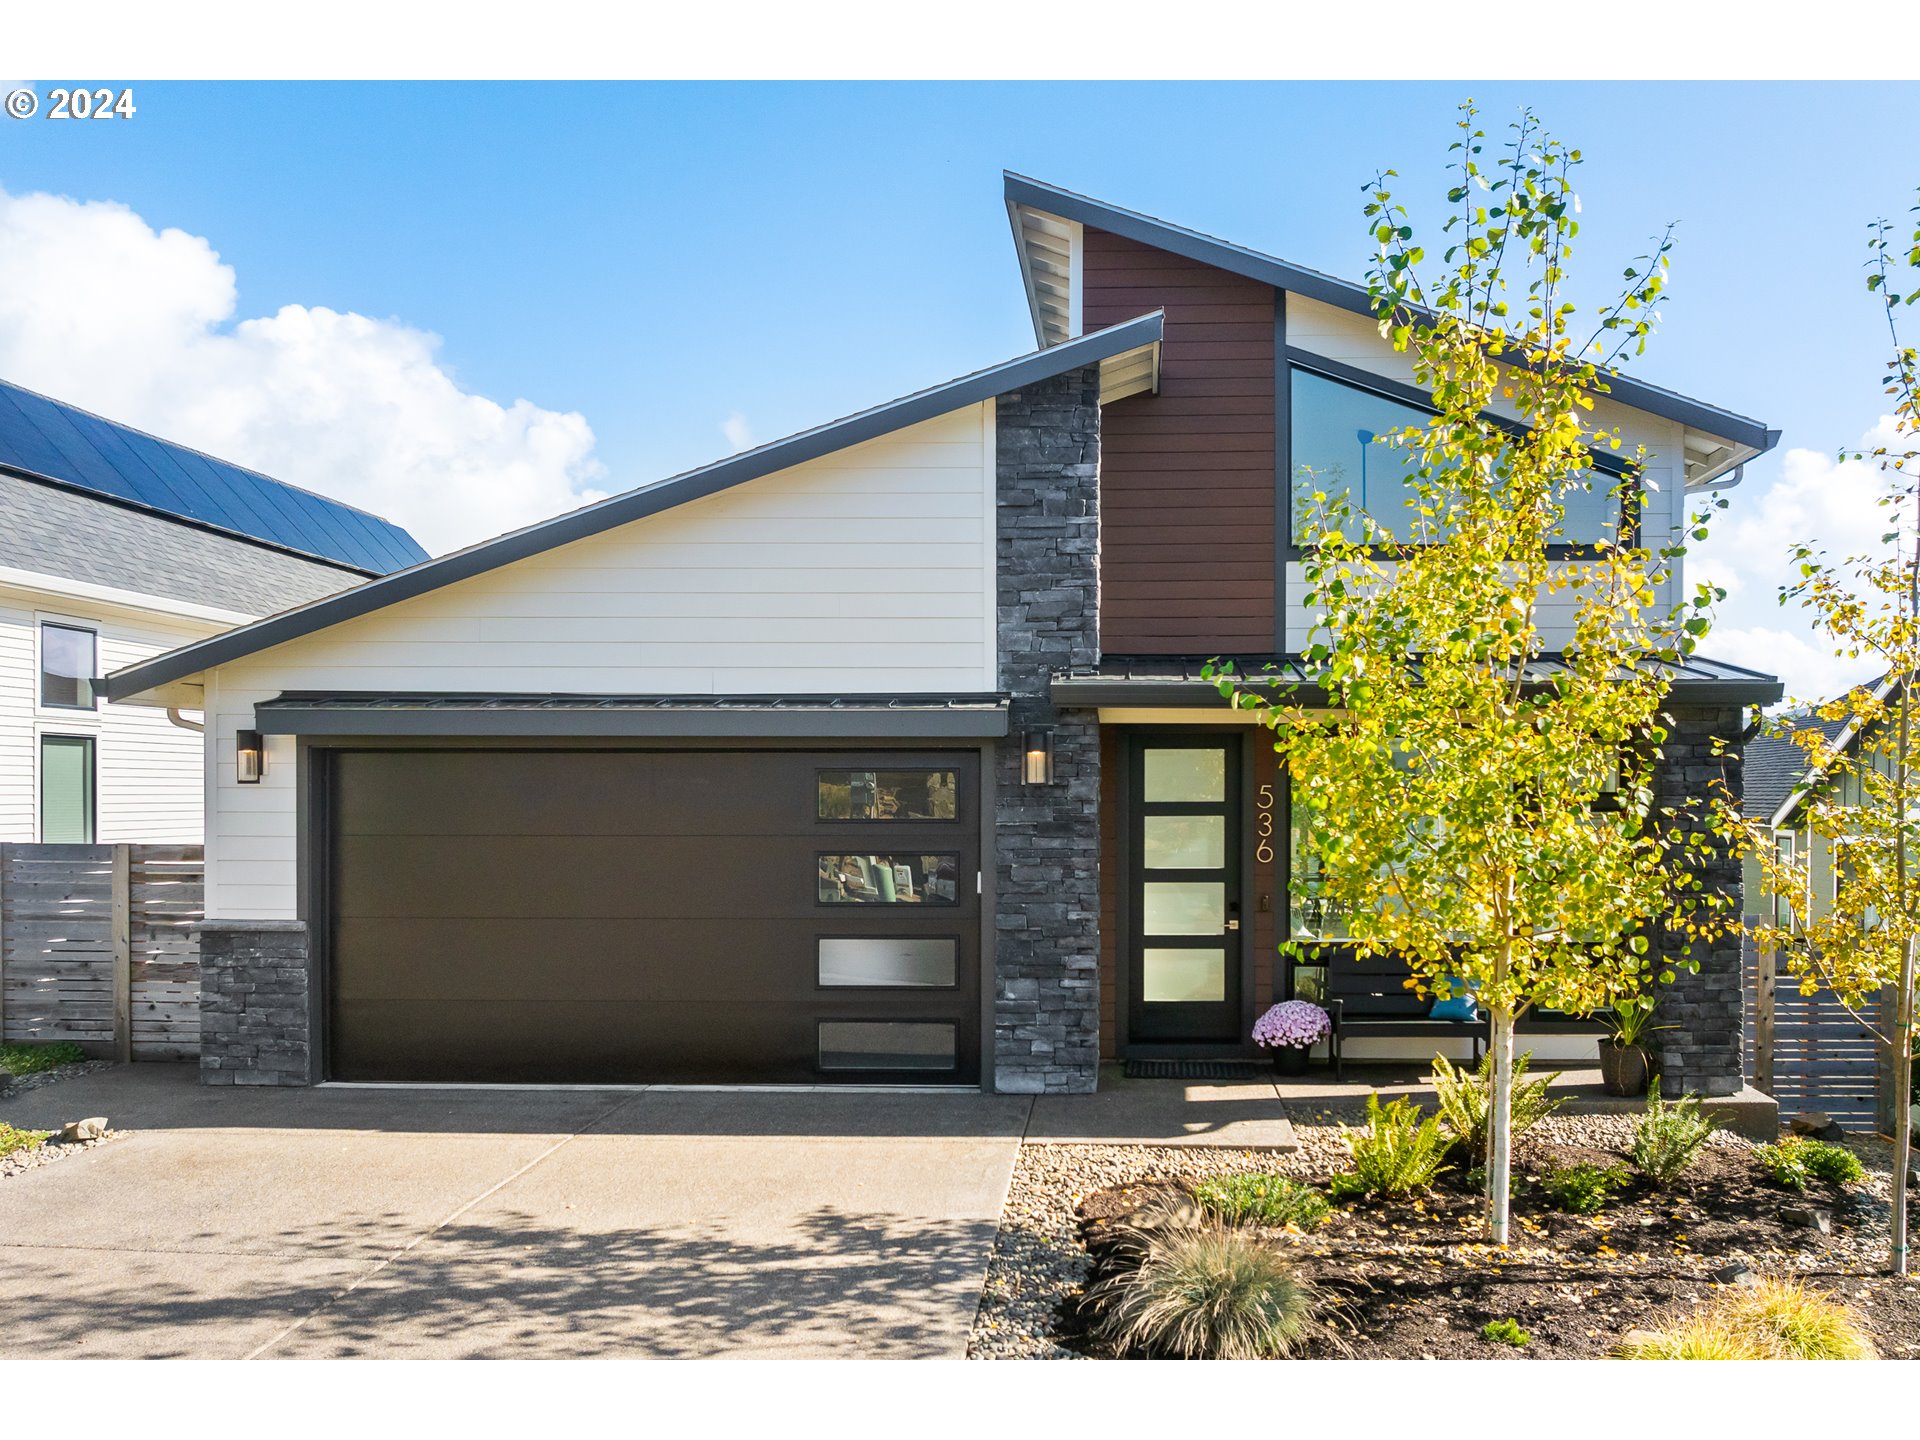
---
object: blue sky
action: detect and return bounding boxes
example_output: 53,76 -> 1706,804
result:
4,80 -> 1917,696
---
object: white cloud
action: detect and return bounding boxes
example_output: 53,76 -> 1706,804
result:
1692,433 -> 1901,707
0,186 -> 607,556
720,411 -> 755,453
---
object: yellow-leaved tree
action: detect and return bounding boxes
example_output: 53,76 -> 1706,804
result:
1214,105 -> 1733,1240
1733,197 -> 1920,1277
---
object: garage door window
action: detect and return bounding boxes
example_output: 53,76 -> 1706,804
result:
817,937 -> 957,988
817,769 -> 958,821
818,1021 -> 957,1071
818,853 -> 959,904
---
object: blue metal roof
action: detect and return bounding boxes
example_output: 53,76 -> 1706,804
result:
0,378 -> 429,575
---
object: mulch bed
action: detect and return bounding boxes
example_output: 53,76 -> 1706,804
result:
1053,1136 -> 1920,1359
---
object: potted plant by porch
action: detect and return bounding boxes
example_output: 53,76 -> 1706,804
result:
1253,1000 -> 1331,1076
1594,993 -> 1665,1097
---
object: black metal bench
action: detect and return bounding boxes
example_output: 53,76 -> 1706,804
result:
1315,952 -> 1488,1082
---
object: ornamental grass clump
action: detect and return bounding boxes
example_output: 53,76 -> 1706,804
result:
1252,1000 -> 1332,1051
1629,1087 -> 1717,1188
1193,1173 -> 1332,1229
1431,1050 -> 1563,1164
1090,1226 -> 1323,1360
1756,1136 -> 1866,1191
1618,1279 -> 1877,1360
1331,1093 -> 1451,1202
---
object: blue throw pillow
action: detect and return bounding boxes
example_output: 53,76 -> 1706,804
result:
1429,980 -> 1478,1022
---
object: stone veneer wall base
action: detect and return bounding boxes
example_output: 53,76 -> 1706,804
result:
198,919 -> 313,1087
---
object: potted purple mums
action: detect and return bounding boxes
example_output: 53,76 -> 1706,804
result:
1253,1000 -> 1331,1075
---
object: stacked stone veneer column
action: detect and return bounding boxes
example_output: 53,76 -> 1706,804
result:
1648,705 -> 1747,1097
992,366 -> 1103,1094
198,919 -> 314,1086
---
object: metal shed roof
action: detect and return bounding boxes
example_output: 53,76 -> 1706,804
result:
105,313 -> 1166,704
1051,652 -> 1785,708
1004,172 -> 1781,476
251,692 -> 1010,738
0,377 -> 429,576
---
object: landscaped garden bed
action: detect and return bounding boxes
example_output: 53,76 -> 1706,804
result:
970,1102 -> 1920,1360
0,1043 -> 122,1180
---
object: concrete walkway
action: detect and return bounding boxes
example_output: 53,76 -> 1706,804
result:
0,1066 -> 1030,1359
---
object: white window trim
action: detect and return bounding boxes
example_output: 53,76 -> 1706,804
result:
34,610 -> 101,722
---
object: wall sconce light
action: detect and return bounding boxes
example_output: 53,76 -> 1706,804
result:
236,729 -> 265,784
1022,728 -> 1056,786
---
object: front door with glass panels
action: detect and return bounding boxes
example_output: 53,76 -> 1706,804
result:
1126,734 -> 1242,1045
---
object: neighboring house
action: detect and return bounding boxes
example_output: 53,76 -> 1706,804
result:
1742,680 -> 1899,1127
0,378 -> 428,843
106,174 -> 1783,1094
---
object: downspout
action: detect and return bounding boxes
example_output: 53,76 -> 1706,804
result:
166,707 -> 204,733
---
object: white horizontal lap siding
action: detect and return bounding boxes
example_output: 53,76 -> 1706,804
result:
201,403 -> 998,919
0,585 -> 221,843
1285,296 -> 1687,650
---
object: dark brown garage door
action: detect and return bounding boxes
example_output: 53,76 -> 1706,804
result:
326,748 -> 981,1084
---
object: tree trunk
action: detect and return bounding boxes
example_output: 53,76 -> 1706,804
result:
1488,1006 -> 1515,1244
1895,933 -> 1915,1277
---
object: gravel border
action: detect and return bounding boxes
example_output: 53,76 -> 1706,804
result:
967,1116 -> 1900,1360
1,1058 -> 114,1096
0,1126 -> 125,1181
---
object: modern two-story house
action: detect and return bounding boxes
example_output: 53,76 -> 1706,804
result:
105,174 -> 1782,1095
0,379 -> 427,845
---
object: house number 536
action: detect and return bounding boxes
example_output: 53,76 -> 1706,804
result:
1255,783 -> 1275,865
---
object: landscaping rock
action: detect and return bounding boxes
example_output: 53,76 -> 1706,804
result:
59,1117 -> 108,1143
1622,1328 -> 1662,1350
1789,1110 -> 1845,1140
1710,1261 -> 1759,1287
1780,1204 -> 1833,1234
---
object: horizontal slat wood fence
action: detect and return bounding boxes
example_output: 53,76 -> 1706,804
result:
0,843 -> 202,1060
1744,930 -> 1882,1130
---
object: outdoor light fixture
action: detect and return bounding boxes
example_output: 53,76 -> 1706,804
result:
236,728 -> 265,784
1022,728 -> 1055,786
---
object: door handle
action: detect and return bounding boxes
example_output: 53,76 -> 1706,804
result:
1225,919 -> 1241,932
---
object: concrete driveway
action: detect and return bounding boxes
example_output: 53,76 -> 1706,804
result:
0,1066 -> 1031,1359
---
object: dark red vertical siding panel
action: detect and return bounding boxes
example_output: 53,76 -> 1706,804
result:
1083,227 -> 1277,654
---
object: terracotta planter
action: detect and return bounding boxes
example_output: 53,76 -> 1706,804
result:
1598,1039 -> 1649,1097
1272,1045 -> 1312,1077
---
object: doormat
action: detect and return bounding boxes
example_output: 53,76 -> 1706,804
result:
1123,1059 -> 1269,1080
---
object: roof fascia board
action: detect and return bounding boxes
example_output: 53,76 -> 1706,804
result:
255,700 -> 1010,739
105,314 -> 1164,704
1052,675 -> 1786,709
1005,172 -> 1776,454
0,564 -> 256,626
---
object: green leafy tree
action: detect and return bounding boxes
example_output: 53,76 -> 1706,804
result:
1733,197 -> 1920,1276
1213,105 -> 1731,1241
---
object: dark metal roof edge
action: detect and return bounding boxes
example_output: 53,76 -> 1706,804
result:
0,464 -> 381,582
254,695 -> 1010,739
1052,669 -> 1785,709
105,316 -> 1164,703
1003,172 -> 1776,454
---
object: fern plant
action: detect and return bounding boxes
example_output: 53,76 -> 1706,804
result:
1630,1087 -> 1718,1187
1331,1093 -> 1452,1201
1431,1050 -> 1563,1163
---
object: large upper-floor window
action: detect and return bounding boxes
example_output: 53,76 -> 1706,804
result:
1289,366 -> 1626,548
39,622 -> 97,710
